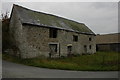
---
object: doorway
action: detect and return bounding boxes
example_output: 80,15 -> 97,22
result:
49,44 -> 57,53
67,46 -> 72,56
49,43 -> 59,58
84,45 -> 87,54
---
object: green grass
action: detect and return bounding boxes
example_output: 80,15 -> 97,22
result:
2,52 -> 119,71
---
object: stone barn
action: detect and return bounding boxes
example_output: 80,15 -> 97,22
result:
96,33 -> 120,52
9,4 -> 96,58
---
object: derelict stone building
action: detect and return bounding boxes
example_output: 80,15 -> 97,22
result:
9,4 -> 96,58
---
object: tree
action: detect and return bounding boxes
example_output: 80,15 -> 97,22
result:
1,11 -> 9,21
2,11 -> 10,52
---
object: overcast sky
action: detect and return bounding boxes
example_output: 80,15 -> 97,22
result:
1,1 -> 118,34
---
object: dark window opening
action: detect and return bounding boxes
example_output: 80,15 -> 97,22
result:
89,37 -> 92,41
84,45 -> 87,48
49,28 -> 57,38
73,35 -> 78,42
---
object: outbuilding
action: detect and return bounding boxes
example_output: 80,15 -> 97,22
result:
96,33 -> 120,52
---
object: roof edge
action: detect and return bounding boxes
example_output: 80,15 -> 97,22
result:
22,22 -> 96,35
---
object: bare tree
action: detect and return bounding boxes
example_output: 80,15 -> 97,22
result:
2,11 -> 10,52
1,11 -> 9,21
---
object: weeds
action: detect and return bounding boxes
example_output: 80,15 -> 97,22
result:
2,52 -> 119,71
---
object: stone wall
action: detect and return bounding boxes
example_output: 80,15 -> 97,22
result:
21,24 -> 96,58
9,7 -> 23,57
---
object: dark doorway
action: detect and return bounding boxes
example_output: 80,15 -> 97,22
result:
67,46 -> 72,56
84,45 -> 87,53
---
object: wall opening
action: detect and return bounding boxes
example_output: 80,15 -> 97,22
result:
49,28 -> 57,38
67,46 -> 72,56
49,43 -> 59,58
73,35 -> 78,42
89,37 -> 92,41
49,44 -> 57,53
84,45 -> 87,53
89,45 -> 92,49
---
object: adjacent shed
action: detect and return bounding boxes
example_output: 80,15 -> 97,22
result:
96,33 -> 120,52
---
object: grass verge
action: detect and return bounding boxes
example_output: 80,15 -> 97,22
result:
2,52 -> 119,71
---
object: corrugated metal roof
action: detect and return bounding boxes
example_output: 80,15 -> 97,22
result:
13,4 -> 95,35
